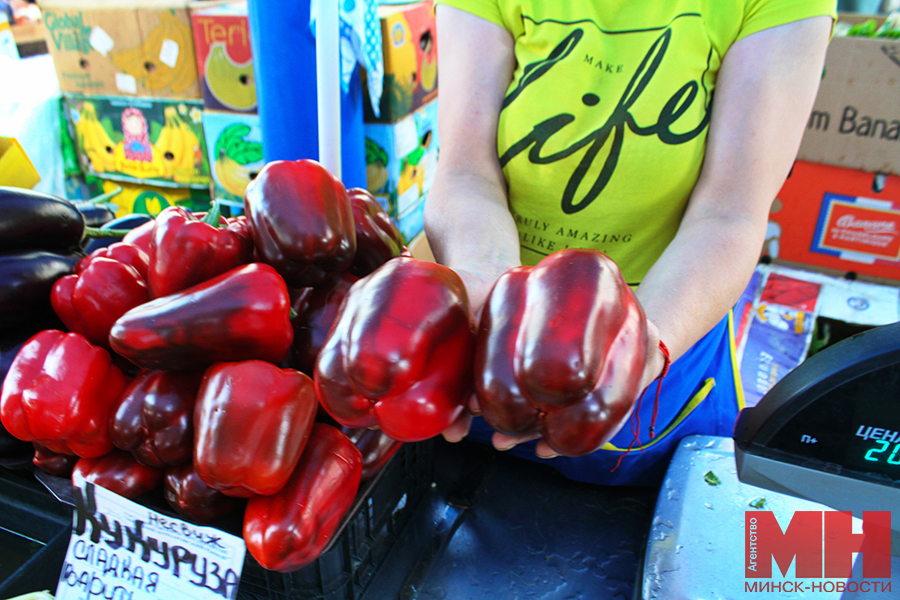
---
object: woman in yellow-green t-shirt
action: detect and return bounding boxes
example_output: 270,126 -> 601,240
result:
426,0 -> 836,485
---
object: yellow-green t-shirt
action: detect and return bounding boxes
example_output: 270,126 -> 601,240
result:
435,0 -> 836,283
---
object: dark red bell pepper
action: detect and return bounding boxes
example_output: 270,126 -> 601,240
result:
109,263 -> 294,371
243,423 -> 362,572
475,248 -> 649,457
289,272 -> 358,376
194,360 -> 319,497
109,369 -> 204,468
314,257 -> 476,442
73,449 -> 164,499
33,442 -> 79,477
148,205 -> 254,298
340,426 -> 402,480
347,187 -> 403,278
244,159 -> 356,288
164,463 -> 240,523
0,330 -> 130,458
122,219 -> 155,256
51,244 -> 151,348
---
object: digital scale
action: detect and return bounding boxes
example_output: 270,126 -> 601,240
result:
641,321 -> 900,599
734,320 -> 900,553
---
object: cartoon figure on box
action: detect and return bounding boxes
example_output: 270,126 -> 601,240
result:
419,29 -> 437,94
122,107 -> 154,162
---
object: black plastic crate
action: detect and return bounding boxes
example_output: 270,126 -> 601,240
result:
236,438 -> 435,600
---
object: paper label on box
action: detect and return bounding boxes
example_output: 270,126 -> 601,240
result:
393,119 -> 419,159
115,72 -> 138,94
89,26 -> 115,57
160,39 -> 180,68
56,473 -> 245,600
813,193 -> 900,262
397,183 -> 421,217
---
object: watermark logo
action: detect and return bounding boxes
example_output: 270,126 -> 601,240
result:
745,511 -> 891,593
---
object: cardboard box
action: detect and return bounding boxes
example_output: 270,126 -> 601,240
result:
765,160 -> 900,282
202,109 -> 263,212
41,0 -> 201,99
362,1 -> 438,124
365,99 -> 438,242
99,179 -> 211,217
64,94 -> 210,188
189,1 -> 256,113
796,15 -> 900,176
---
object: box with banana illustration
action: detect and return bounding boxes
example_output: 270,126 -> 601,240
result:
365,99 -> 439,243
189,1 -> 256,114
41,0 -> 201,99
362,0 -> 438,124
202,109 -> 263,212
64,94 -> 211,188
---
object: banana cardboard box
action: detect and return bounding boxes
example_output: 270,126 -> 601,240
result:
364,99 -> 439,243
362,0 -> 438,124
99,179 -> 211,217
189,1 -> 256,113
202,109 -> 263,213
64,93 -> 211,189
41,0 -> 201,99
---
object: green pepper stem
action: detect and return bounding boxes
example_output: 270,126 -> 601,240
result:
85,186 -> 123,205
289,307 -> 299,320
83,226 -> 132,240
202,200 -> 223,226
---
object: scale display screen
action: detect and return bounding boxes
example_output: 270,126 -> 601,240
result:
765,362 -> 900,483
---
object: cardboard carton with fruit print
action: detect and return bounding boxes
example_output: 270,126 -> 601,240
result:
202,109 -> 263,212
65,94 -> 210,188
364,99 -> 438,242
41,0 -> 201,99
189,1 -> 256,113
363,0 -> 438,124
100,180 -> 212,217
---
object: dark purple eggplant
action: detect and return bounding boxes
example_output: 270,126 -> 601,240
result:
0,250 -> 80,330
0,187 -> 85,253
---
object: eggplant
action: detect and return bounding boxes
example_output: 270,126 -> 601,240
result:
0,250 -> 81,330
0,187 -> 85,253
78,204 -> 117,228
83,213 -> 154,254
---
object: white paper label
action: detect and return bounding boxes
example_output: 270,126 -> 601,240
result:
397,183 -> 421,217
393,118 -> 419,159
89,26 -> 115,56
115,72 -> 138,94
56,473 -> 246,600
159,39 -> 179,68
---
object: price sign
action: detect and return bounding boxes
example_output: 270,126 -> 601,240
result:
55,473 -> 246,600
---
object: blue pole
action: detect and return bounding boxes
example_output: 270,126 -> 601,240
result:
247,0 -> 367,189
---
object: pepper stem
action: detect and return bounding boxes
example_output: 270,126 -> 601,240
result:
85,186 -> 123,205
289,307 -> 299,320
83,227 -> 133,240
202,200 -> 223,226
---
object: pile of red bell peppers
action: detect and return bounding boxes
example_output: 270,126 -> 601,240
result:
0,159 -> 650,574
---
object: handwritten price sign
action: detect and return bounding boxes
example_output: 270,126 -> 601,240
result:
56,473 -> 246,600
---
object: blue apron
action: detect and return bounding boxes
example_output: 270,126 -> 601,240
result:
466,312 -> 744,486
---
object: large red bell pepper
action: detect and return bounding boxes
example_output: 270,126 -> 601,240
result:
51,243 -> 151,348
347,187 -> 403,278
148,205 -> 254,298
289,272 -> 358,376
73,449 -> 164,499
109,369 -> 204,468
243,159 -> 356,288
474,248 -> 649,457
0,330 -> 130,458
164,463 -> 240,523
243,423 -> 362,572
194,360 -> 319,498
109,263 -> 293,372
314,257 -> 476,442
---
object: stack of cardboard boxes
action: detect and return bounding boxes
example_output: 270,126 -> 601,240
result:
738,13 -> 900,406
362,0 -> 439,243
42,0 -> 213,216
189,0 -> 263,215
